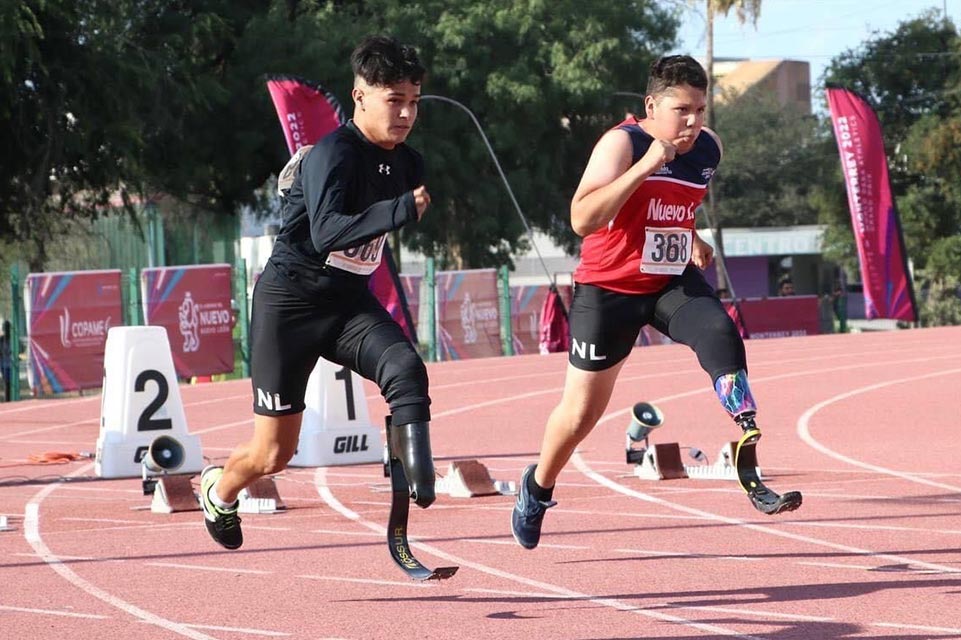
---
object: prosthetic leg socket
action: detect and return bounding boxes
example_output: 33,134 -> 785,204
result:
389,421 -> 436,508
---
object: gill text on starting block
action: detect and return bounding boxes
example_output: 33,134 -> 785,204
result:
288,358 -> 382,467
96,326 -> 204,478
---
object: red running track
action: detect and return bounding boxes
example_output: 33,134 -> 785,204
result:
1,326 -> 960,639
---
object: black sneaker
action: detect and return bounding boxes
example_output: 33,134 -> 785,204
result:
200,466 -> 243,550
511,464 -> 556,550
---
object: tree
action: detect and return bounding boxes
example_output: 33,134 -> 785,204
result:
0,1 -> 163,268
348,0 -> 680,269
694,0 -> 762,291
714,89 -> 842,228
821,12 -> 961,325
3,0 -> 684,273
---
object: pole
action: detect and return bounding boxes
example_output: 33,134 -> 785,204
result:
9,264 -> 22,401
234,259 -> 250,377
421,95 -> 554,285
425,257 -> 437,362
498,265 -> 514,356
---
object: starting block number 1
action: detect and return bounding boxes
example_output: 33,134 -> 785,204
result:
288,357 -> 381,467
333,366 -> 356,421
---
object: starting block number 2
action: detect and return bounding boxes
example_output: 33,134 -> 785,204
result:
135,369 -> 173,431
96,325 -> 203,478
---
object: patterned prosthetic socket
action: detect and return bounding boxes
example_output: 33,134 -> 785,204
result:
714,369 -> 758,430
389,421 -> 436,508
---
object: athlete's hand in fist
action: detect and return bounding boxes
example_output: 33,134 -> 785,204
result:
692,233 -> 714,269
637,139 -> 678,175
413,185 -> 431,220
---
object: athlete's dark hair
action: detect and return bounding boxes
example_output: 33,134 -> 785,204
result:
646,55 -> 708,96
351,35 -> 425,86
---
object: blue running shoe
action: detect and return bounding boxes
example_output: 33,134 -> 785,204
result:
200,466 -> 243,550
511,464 -> 556,550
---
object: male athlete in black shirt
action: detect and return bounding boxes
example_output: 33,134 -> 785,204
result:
199,36 -> 436,558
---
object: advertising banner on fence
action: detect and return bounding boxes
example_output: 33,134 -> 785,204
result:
25,269 -> 122,394
723,296 -> 820,339
142,264 -> 234,378
826,86 -> 917,321
436,269 -> 502,360
509,284 -> 573,355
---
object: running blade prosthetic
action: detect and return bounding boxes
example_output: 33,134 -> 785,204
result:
735,428 -> 802,515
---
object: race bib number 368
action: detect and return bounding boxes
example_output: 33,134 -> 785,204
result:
325,234 -> 387,275
640,227 -> 692,275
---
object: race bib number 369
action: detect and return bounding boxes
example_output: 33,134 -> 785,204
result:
640,227 -> 692,275
325,234 -> 387,275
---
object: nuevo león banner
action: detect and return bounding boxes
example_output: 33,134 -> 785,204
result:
142,264 -> 234,377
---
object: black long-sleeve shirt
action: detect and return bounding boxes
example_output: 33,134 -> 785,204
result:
268,120 -> 423,300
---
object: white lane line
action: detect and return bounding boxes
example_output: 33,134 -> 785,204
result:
871,621 -> 961,634
194,418 -> 254,435
11,553 -> 94,561
60,517 -> 148,524
170,623 -> 290,637
297,574 -> 435,589
573,453 -> 961,576
0,392 -> 249,438
145,562 -> 271,575
615,548 -> 677,556
1,418 -> 97,439
310,528 -> 381,537
24,463 -> 221,640
614,548 -> 762,562
463,587 -> 578,599
0,604 -> 109,619
0,396 -> 98,416
663,604 -> 834,623
314,468 -> 765,640
461,538 -> 590,549
798,561 -> 880,571
786,521 -> 961,536
797,368 -> 961,492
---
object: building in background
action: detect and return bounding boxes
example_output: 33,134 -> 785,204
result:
713,58 -> 812,114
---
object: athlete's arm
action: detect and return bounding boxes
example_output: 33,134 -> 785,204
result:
570,129 -> 678,237
302,143 -> 418,255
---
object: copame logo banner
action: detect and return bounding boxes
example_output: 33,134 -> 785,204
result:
25,269 -> 122,393
142,264 -> 235,377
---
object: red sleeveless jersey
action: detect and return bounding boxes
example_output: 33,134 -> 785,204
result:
573,118 -> 721,294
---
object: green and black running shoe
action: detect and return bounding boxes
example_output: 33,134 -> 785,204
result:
200,466 -> 243,550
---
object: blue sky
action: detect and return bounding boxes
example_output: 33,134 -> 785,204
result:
670,0 -> 956,92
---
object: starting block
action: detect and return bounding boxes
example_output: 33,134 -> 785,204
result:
629,440 -> 764,482
630,443 -> 689,480
150,475 -> 200,513
684,441 -> 762,481
288,359 -> 382,468
435,460 -> 516,498
96,326 -> 204,479
0,515 -> 14,532
238,476 -> 286,514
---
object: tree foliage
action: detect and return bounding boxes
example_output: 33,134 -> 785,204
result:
713,89 -> 842,228
2,0 -> 682,272
371,0 -> 680,268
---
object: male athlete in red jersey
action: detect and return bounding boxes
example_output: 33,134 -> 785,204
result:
511,55 -> 801,550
